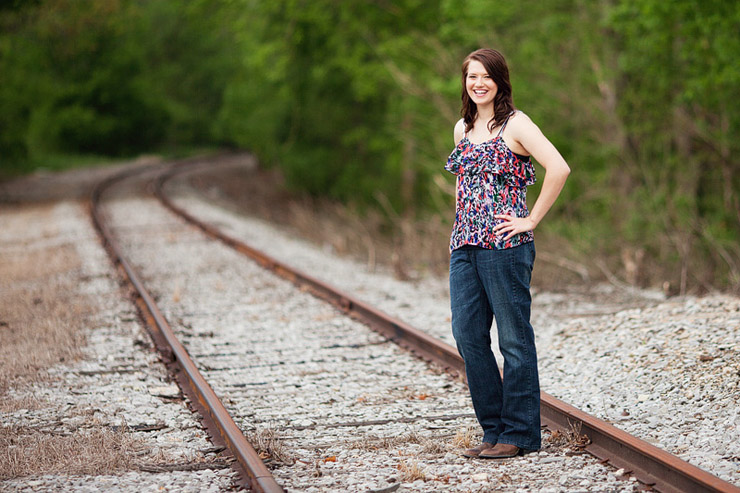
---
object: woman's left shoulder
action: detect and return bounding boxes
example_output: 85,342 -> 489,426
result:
507,110 -> 540,136
508,110 -> 534,127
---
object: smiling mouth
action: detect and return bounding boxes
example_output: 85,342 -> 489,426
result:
473,90 -> 488,95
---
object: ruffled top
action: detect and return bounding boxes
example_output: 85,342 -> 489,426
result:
445,127 -> 536,252
445,136 -> 536,188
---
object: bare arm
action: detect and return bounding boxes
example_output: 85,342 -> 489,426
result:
453,118 -> 465,145
452,119 -> 466,194
493,112 -> 570,240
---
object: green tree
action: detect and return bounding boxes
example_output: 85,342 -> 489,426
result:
1,0 -> 737,290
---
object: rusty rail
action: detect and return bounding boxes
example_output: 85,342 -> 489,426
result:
155,158 -> 740,493
90,161 -> 284,493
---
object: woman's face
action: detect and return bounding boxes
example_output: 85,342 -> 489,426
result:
466,60 -> 497,107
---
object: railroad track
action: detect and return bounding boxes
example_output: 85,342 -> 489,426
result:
90,156 -> 740,492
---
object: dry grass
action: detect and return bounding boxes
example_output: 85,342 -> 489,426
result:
542,429 -> 568,453
0,395 -> 44,413
451,426 -> 477,449
246,426 -> 292,464
187,163 -> 593,288
0,242 -> 80,281
346,430 -> 448,454
397,459 -> 427,482
0,244 -> 90,394
0,426 -> 142,479
564,421 -> 591,450
0,206 -> 147,479
186,165 -> 452,279
542,421 -> 592,454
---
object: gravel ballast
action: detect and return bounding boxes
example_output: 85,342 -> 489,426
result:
2,159 -> 737,491
164,164 -> 739,487
0,201 -> 238,492
99,172 -> 639,491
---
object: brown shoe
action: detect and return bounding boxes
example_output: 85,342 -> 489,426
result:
462,441 -> 494,458
478,443 -> 523,459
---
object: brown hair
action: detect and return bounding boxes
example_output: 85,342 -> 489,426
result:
461,48 -> 516,134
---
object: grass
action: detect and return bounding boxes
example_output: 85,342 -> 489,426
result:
0,427 -> 141,480
0,203 -> 148,479
451,426 -> 477,450
185,163 -> 602,290
186,159 -> 740,294
541,421 -> 591,454
0,239 -> 88,394
0,395 -> 44,413
346,430 -> 449,454
245,426 -> 292,464
397,459 -> 427,482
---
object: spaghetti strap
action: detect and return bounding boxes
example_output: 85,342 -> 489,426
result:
496,111 -> 516,137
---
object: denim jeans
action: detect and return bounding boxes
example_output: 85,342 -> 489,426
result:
449,242 -> 540,450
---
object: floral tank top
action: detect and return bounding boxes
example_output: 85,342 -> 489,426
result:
445,112 -> 536,252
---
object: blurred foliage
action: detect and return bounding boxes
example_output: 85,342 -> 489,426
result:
0,0 -> 237,165
0,0 -> 738,291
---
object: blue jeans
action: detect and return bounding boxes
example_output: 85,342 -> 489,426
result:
449,242 -> 540,450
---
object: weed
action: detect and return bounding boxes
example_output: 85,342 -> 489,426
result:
565,420 -> 591,450
452,426 -> 477,449
246,426 -> 292,464
345,430 -> 447,454
0,426 -> 142,479
0,237 -> 89,394
397,459 -> 427,482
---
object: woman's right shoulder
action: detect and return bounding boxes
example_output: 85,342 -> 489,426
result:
453,118 -> 465,144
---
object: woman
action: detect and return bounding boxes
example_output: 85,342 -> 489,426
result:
445,48 -> 570,459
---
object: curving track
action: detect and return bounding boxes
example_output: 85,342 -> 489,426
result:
90,156 -> 740,492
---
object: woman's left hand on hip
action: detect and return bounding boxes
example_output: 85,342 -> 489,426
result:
493,214 -> 536,240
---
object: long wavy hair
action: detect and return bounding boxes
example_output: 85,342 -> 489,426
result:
461,48 -> 516,134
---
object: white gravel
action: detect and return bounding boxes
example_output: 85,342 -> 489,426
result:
162,163 -> 740,487
3,159 -> 737,491
98,174 -> 638,491
0,202 -> 238,492
540,296 -> 740,480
